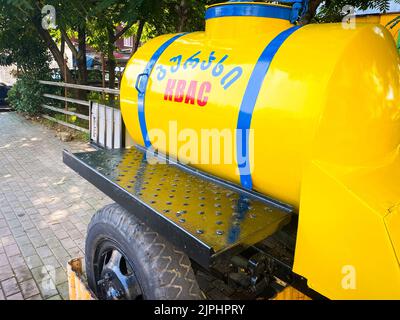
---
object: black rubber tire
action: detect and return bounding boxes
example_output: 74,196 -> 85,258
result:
85,203 -> 203,300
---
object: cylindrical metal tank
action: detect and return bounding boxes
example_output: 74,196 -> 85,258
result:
120,1 -> 400,208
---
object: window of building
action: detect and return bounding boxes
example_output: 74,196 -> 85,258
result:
124,37 -> 133,47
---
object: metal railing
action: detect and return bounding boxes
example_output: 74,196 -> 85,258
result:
39,81 -> 120,133
39,80 -> 120,95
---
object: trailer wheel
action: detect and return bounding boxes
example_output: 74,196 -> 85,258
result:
85,203 -> 203,300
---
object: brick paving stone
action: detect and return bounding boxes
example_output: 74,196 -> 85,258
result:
29,235 -> 46,248
57,281 -> 70,300
26,294 -> 42,300
4,244 -> 20,257
1,235 -> 15,246
45,237 -> 62,250
60,237 -> 76,250
50,267 -> 68,286
1,277 -> 20,297
8,254 -> 26,268
55,255 -> 71,271
0,113 -> 112,299
19,243 -> 36,257
54,229 -> 69,240
20,279 -> 40,299
14,235 -> 31,246
8,219 -> 21,229
52,246 -> 69,260
0,227 -> 11,238
0,219 -> 7,228
36,245 -> 53,259
25,229 -> 40,239
38,228 -> 54,240
6,292 -> 24,300
26,255 -> 43,269
0,253 -> 8,267
13,265 -> 33,283
38,278 -> 58,299
67,246 -> 82,258
42,256 -> 61,270
30,266 -> 47,283
0,265 -> 13,281
11,227 -> 25,238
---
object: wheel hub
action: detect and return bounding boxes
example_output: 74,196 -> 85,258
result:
97,249 -> 142,300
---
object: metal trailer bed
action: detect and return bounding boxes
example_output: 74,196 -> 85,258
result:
63,145 -> 322,299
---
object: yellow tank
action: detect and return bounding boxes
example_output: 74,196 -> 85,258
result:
121,2 -> 400,299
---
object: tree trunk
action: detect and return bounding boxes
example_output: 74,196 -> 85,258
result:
35,25 -> 73,82
176,0 -> 189,32
133,20 -> 145,54
32,0 -> 73,82
107,26 -> 116,106
60,34 -> 65,57
76,24 -> 88,104
300,0 -> 323,24
76,24 -> 88,85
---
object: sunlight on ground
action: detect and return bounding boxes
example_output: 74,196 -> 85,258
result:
49,209 -> 69,221
53,177 -> 66,185
68,186 -> 80,194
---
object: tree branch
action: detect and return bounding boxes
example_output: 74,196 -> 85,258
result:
300,0 -> 324,24
114,20 -> 136,42
60,27 -> 79,58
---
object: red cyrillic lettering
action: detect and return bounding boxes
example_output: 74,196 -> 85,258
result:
197,81 -> 211,107
185,81 -> 198,105
174,80 -> 187,103
164,79 -> 176,101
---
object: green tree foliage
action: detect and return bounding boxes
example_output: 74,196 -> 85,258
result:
0,1 -> 50,115
6,75 -> 45,115
0,1 -> 50,76
1,0 -> 399,89
148,0 -> 219,35
302,0 -> 400,23
86,0 -> 149,91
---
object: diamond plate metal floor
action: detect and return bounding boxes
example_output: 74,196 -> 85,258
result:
64,147 -> 293,267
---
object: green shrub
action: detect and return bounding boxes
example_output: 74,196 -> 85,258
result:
7,76 -> 44,115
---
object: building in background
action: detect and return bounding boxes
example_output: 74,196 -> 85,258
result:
0,65 -> 17,86
356,2 -> 400,50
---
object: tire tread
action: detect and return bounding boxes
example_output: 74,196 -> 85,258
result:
86,203 -> 202,300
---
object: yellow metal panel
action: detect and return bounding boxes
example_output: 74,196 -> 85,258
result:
385,204 -> 400,264
272,286 -> 311,300
292,24 -> 400,299
293,159 -> 400,299
120,2 -> 400,299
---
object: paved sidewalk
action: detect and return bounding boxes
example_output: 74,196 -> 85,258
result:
0,112 -> 111,300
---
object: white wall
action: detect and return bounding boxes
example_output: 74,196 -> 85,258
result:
0,65 -> 17,85
49,47 -> 73,70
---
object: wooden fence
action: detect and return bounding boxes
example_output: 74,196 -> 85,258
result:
39,80 -> 120,133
